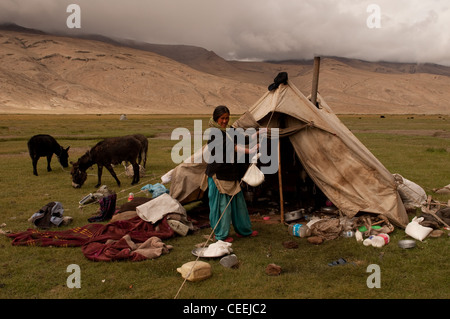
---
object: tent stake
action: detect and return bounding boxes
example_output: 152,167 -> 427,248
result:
311,56 -> 321,107
278,141 -> 285,223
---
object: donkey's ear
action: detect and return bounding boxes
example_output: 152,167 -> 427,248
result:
66,146 -> 70,151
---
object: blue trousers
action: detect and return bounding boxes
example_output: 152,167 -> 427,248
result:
208,177 -> 253,240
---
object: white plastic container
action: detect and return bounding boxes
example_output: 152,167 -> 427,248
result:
355,230 -> 363,242
177,261 -> 212,282
288,224 -> 311,237
363,233 -> 390,247
341,230 -> 354,238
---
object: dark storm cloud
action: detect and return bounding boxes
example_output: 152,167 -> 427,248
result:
1,0 -> 449,65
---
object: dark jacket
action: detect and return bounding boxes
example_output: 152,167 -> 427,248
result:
205,129 -> 248,181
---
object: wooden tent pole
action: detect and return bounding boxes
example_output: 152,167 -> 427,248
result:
311,56 -> 321,107
278,140 -> 285,223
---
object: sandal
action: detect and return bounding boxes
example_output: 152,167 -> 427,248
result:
236,230 -> 258,238
223,237 -> 234,243
214,235 -> 234,243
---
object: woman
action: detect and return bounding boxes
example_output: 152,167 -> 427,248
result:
205,105 -> 258,243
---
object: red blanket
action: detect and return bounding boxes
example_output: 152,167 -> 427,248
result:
81,216 -> 174,261
8,216 -> 175,261
8,223 -> 103,247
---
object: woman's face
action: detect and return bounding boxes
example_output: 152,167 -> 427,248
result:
217,112 -> 230,128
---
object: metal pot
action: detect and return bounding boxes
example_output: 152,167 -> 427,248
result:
284,209 -> 304,222
398,239 -> 416,249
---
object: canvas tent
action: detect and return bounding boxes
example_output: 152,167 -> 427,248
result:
168,80 -> 409,228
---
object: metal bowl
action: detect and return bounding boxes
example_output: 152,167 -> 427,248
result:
321,206 -> 337,213
398,239 -> 416,249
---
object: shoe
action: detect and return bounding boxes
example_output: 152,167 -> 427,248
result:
224,237 -> 234,243
236,230 -> 258,238
214,235 -> 234,243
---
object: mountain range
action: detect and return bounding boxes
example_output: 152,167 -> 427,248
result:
1,24 -> 449,115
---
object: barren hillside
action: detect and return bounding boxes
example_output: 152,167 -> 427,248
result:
1,26 -> 449,115
0,29 -> 264,115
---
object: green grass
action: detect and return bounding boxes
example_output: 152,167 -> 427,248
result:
0,114 -> 449,300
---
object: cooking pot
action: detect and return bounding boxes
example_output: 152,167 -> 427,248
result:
284,209 -> 304,222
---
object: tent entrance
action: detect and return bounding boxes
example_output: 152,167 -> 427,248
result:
243,114 -> 328,217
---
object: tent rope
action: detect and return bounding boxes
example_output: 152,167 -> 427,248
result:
76,172 -> 165,212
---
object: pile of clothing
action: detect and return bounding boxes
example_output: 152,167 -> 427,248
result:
7,192 -> 194,262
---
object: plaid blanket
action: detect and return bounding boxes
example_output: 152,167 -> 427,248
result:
7,223 -> 103,247
8,216 -> 175,261
82,216 -> 174,261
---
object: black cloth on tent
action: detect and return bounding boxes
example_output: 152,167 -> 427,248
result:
268,72 -> 288,91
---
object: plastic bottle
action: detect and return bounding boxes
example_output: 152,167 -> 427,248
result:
377,233 -> 390,245
341,230 -> 354,238
288,224 -> 311,237
370,236 -> 386,247
363,233 -> 390,247
363,236 -> 374,246
355,230 -> 363,242
128,192 -> 134,202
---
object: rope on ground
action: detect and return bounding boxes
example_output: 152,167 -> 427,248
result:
76,172 -> 166,214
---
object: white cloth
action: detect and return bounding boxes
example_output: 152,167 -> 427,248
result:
202,240 -> 233,257
136,193 -> 186,223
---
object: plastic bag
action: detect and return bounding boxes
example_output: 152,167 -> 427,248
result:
405,216 -> 433,241
242,164 -> 265,187
141,183 -> 169,198
394,173 -> 427,208
242,153 -> 264,187
161,169 -> 173,184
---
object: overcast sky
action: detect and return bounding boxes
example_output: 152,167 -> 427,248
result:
1,0 -> 449,65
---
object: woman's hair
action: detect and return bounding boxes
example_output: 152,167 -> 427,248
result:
212,105 -> 230,122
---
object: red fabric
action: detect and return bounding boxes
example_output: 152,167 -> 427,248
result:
8,216 -> 175,262
81,216 -> 174,261
7,224 -> 103,247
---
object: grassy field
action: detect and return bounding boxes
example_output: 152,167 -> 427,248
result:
0,113 -> 449,301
